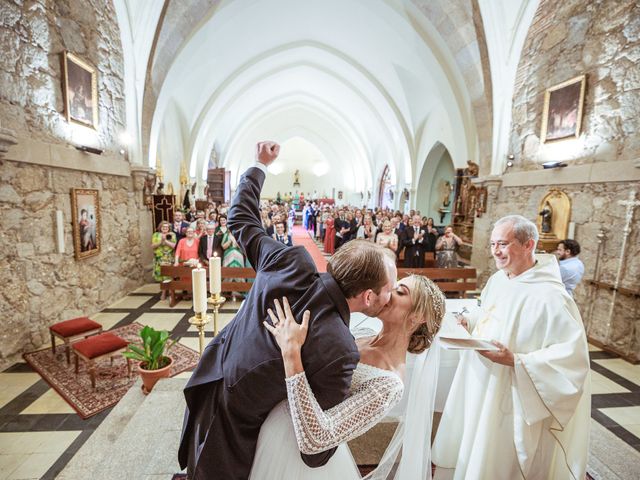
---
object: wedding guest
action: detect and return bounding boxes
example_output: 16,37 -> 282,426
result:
424,217 -> 438,254
403,215 -> 427,268
556,239 -> 585,297
220,216 -> 244,268
323,211 -> 336,254
273,222 -> 293,247
194,218 -> 208,239
356,215 -> 377,242
151,221 -> 177,299
174,227 -> 200,266
172,211 -> 190,242
198,223 -> 222,265
435,225 -> 463,268
376,220 -> 398,255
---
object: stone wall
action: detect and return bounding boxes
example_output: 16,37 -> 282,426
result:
509,0 -> 639,167
471,0 -> 640,360
0,0 -> 151,367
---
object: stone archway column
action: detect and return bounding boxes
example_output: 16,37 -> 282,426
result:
131,165 -> 155,280
470,175 -> 502,287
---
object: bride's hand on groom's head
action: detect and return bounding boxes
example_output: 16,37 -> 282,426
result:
264,297 -> 310,355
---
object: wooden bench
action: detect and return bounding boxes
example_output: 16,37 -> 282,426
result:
159,265 -> 256,307
397,267 -> 477,298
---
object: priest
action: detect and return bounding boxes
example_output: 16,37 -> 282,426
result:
433,214 -> 590,480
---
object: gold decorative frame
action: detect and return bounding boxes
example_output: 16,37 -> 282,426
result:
536,189 -> 571,253
541,75 -> 586,143
71,188 -> 101,259
62,51 -> 98,129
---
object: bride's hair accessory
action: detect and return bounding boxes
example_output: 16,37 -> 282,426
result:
407,275 -> 446,353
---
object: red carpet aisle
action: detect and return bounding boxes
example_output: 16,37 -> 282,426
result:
291,225 -> 327,272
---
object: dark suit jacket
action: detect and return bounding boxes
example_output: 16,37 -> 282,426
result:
197,234 -> 223,264
403,225 -> 427,267
179,166 -> 359,480
273,233 -> 293,247
171,220 -> 190,242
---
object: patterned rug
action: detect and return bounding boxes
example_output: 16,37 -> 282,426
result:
24,322 -> 199,419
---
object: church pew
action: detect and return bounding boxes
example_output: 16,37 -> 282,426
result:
159,265 -> 256,307
397,267 -> 477,298
396,250 -> 436,267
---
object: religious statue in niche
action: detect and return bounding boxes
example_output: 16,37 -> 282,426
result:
539,201 -> 553,234
337,191 -> 343,200
536,189 -> 572,252
293,169 -> 300,187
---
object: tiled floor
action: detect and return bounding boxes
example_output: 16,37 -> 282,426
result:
0,286 -> 238,479
1,284 -> 639,479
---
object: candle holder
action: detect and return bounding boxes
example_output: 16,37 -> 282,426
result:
208,293 -> 227,336
188,311 -> 213,355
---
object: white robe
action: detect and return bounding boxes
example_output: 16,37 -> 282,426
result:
432,254 -> 591,480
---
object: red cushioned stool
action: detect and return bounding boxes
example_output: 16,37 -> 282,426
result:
72,332 -> 131,389
50,317 -> 103,364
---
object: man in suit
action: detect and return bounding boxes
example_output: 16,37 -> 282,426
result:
403,214 -> 427,267
171,210 -> 190,243
179,142 -> 397,480
197,223 -> 222,265
273,221 -> 293,246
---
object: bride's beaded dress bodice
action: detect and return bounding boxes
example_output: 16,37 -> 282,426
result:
285,363 -> 404,455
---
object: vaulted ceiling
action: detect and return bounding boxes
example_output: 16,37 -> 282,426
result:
114,0 -> 538,205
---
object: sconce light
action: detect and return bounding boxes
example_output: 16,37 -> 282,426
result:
75,145 -> 103,155
504,154 -> 514,169
541,161 -> 567,169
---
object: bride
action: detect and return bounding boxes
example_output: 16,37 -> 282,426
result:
250,274 -> 445,479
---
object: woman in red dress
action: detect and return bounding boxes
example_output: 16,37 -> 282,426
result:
323,212 -> 336,254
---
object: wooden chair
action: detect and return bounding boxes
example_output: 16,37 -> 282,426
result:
397,267 -> 477,298
72,332 -> 131,389
50,317 -> 103,364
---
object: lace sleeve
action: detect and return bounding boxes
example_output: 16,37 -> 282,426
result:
285,370 -> 404,455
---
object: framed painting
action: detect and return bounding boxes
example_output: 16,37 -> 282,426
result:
71,188 -> 101,260
540,75 -> 586,143
62,51 -> 98,129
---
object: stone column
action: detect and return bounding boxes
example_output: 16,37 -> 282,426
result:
471,175 -> 502,287
131,165 -> 155,280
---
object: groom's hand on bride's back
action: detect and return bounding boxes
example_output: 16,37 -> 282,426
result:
256,141 -> 280,167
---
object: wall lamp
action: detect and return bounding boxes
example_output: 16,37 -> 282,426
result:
506,154 -> 515,168
541,161 -> 567,169
75,145 -> 103,155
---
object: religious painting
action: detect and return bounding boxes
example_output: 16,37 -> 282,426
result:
71,188 -> 101,260
540,75 -> 586,143
62,51 -> 98,129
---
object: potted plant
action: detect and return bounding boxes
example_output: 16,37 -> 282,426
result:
123,325 -> 177,394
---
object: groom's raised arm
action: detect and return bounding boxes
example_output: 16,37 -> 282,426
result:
228,142 -> 283,272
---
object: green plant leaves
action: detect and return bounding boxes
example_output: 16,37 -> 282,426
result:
122,325 -> 175,371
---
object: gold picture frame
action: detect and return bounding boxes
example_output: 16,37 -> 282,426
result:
62,51 -> 98,129
71,188 -> 101,260
540,75 -> 586,143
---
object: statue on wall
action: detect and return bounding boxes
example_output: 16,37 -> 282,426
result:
539,201 -> 553,233
440,180 -> 452,207
293,169 -> 300,186
466,160 -> 479,177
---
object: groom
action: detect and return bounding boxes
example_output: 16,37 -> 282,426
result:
178,141 -> 397,479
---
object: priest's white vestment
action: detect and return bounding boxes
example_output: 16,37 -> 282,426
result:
432,254 -> 591,480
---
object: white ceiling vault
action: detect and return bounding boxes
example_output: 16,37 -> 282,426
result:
114,0 -> 538,206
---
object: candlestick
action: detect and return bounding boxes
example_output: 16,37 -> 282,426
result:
188,312 -> 212,355
192,267 -> 207,314
208,293 -> 227,336
209,255 -> 221,295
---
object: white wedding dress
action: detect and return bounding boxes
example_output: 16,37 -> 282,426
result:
249,362 -> 404,479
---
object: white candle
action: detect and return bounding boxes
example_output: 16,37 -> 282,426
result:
192,267 -> 207,314
209,254 -> 221,295
568,222 -> 576,239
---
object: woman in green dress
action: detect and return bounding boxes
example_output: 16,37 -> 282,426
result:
218,215 -> 245,300
151,221 -> 177,299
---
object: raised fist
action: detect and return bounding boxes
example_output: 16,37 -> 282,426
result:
255,141 -> 280,167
